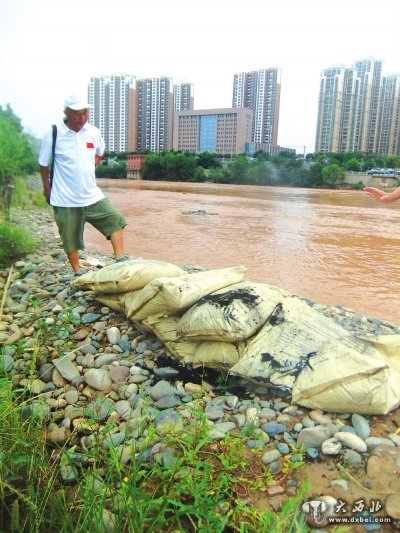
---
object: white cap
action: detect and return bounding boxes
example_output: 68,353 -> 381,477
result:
63,94 -> 91,111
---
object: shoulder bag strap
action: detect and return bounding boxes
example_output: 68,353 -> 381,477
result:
50,125 -> 57,188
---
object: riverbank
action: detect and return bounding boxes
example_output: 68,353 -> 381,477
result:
1,207 -> 400,530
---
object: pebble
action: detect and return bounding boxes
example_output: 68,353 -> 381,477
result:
260,422 -> 287,436
342,449 -> 363,464
53,355 -> 80,382
351,413 -> 371,440
262,448 -> 282,465
106,326 -> 121,345
365,436 -> 395,448
321,438 -> 342,455
331,479 -> 348,491
367,455 -> 381,478
65,389 -> 79,404
385,493 -> 400,519
149,380 -> 178,401
309,410 -> 332,425
109,365 -> 130,383
84,368 -> 112,391
2,205 -> 400,518
1,354 -> 14,372
305,448 -> 319,460
334,432 -> 367,453
297,425 -> 331,449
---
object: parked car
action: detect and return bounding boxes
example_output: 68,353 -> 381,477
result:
367,168 -> 397,175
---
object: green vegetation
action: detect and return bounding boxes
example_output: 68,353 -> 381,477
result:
0,302 -> 311,532
0,105 -> 46,267
0,105 -> 37,178
0,374 -> 310,531
0,221 -> 37,267
98,149 -> 400,189
95,159 -> 127,179
11,177 -> 48,210
0,104 -> 37,218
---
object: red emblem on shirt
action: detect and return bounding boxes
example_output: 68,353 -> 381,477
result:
86,142 -> 94,149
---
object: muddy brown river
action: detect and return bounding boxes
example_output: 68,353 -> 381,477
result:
84,180 -> 400,324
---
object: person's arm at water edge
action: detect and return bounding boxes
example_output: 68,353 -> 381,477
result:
363,186 -> 400,203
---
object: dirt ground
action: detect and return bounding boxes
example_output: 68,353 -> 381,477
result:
161,355 -> 400,530
238,405 -> 400,531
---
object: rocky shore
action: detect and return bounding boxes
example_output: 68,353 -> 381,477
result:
1,206 -> 400,530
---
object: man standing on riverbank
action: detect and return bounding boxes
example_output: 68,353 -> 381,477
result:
38,94 -> 127,276
363,186 -> 400,203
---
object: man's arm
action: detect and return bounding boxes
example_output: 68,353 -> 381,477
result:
363,186 -> 400,203
95,152 -> 104,166
39,164 -> 51,203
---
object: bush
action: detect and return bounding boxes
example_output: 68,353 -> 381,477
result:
0,221 -> 37,267
10,177 -> 47,208
95,163 -> 126,179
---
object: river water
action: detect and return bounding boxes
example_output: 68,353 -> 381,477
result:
84,180 -> 400,324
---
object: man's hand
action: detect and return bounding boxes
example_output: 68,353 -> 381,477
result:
39,165 -> 51,204
363,186 -> 400,203
363,187 -> 386,201
42,181 -> 51,204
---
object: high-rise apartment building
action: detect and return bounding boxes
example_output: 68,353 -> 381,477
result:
89,75 -> 177,153
173,83 -> 194,111
376,74 -> 400,155
173,108 -> 253,155
232,68 -> 281,146
315,66 -> 351,153
135,77 -> 174,153
88,74 -> 136,152
352,58 -> 382,153
315,58 -> 400,155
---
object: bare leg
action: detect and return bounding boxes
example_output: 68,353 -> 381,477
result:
109,228 -> 124,260
67,251 -> 81,274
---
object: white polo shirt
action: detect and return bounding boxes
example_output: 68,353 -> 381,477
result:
38,121 -> 105,207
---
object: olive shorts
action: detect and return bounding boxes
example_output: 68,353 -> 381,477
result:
53,198 -> 127,254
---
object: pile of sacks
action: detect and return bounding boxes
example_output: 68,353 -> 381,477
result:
73,259 -> 400,415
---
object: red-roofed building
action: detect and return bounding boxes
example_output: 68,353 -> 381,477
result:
126,154 -> 145,179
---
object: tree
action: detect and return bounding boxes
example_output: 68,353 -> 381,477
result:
197,151 -> 221,169
253,150 -> 271,162
0,103 -> 23,132
0,117 -> 37,177
246,161 -> 274,185
142,154 -> 165,180
227,155 -> 249,183
95,162 -> 126,179
322,164 -> 345,187
0,106 -> 37,219
345,158 -> 361,171
188,166 -> 206,183
306,163 -> 324,187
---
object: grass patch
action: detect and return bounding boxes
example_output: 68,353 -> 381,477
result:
11,177 -> 48,210
0,221 -> 37,267
0,248 -> 312,531
0,373 -> 311,531
0,175 -> 49,267
0,300 -> 311,532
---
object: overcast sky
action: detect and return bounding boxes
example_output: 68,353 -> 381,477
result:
1,0 -> 399,154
